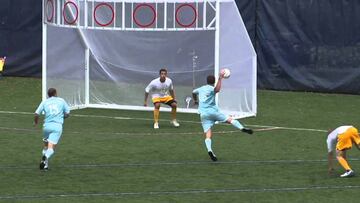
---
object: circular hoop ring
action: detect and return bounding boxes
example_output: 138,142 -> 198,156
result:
133,4 -> 156,28
63,1 -> 78,25
46,0 -> 54,22
94,3 -> 114,27
176,4 -> 197,28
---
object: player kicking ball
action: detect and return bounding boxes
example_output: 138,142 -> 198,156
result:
144,68 -> 180,129
192,70 -> 253,162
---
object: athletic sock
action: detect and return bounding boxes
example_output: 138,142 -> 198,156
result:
42,148 -> 47,156
337,156 -> 351,171
154,109 -> 160,123
230,119 -> 244,130
171,107 -> 177,120
45,148 -> 55,159
205,138 -> 213,152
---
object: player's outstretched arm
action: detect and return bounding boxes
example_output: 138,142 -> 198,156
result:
328,151 -> 334,175
34,114 -> 39,126
214,76 -> 223,93
170,89 -> 176,100
144,92 -> 149,106
192,93 -> 198,105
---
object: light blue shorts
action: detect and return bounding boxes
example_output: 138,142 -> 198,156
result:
43,123 -> 63,144
200,111 -> 228,133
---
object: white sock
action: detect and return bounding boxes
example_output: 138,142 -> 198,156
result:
231,119 -> 244,130
205,138 -> 213,152
42,149 -> 47,156
45,148 -> 54,159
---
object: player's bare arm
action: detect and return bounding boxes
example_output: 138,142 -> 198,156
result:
192,93 -> 198,105
144,92 -> 149,106
170,89 -> 176,100
214,76 -> 223,93
34,113 -> 39,126
327,151 -> 334,174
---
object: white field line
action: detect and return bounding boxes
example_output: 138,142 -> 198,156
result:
0,126 -> 254,136
1,158 -> 360,170
0,185 -> 360,200
0,126 -> 322,136
254,127 -> 283,132
0,110 -> 327,133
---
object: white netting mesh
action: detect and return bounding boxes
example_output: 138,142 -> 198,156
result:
44,0 -> 256,118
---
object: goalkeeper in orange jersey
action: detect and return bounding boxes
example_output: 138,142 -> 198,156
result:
327,125 -> 360,177
144,68 -> 180,129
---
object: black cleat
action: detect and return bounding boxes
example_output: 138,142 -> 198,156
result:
39,155 -> 47,170
208,151 -> 218,162
241,128 -> 253,134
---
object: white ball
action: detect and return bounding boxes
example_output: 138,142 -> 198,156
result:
221,68 -> 231,79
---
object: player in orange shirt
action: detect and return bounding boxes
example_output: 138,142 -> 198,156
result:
327,125 -> 360,177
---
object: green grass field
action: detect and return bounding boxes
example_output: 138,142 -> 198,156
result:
1,77 -> 360,202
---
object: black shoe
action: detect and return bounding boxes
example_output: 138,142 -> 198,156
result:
39,155 -> 46,170
208,151 -> 218,162
241,128 -> 253,134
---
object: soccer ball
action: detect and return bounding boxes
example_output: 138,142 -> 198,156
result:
221,68 -> 231,79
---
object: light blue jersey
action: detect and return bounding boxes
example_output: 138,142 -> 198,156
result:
192,85 -> 219,114
35,97 -> 70,125
193,85 -> 227,132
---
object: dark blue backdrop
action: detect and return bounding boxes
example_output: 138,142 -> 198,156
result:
0,0 -> 42,77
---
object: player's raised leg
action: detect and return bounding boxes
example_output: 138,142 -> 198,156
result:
226,118 -> 253,134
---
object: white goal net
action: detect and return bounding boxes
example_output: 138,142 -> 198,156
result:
43,0 -> 256,118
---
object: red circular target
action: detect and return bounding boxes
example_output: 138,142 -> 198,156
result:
176,4 -> 197,28
133,4 -> 156,28
94,3 -> 114,26
63,1 -> 78,25
46,0 -> 54,22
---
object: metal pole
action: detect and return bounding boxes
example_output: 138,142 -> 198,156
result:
214,0 -> 220,105
42,0 -> 47,100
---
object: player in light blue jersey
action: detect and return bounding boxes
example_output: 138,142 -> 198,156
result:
34,88 -> 70,170
192,73 -> 253,161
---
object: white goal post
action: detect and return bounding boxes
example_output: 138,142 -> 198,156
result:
42,0 -> 256,118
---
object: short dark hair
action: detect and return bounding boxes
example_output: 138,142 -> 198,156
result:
47,88 -> 57,97
159,68 -> 167,74
207,75 -> 215,85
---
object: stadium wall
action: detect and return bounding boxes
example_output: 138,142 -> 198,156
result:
1,0 -> 360,94
255,0 -> 360,94
0,0 -> 42,77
